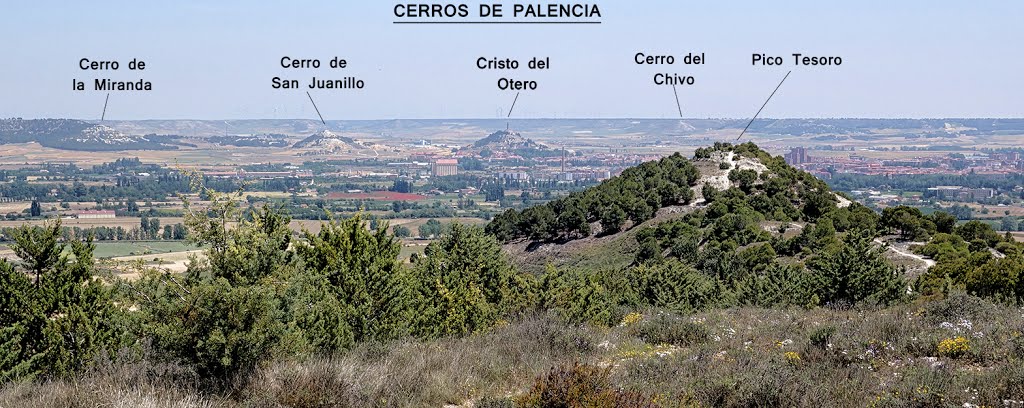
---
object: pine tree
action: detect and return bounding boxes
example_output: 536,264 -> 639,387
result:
0,221 -> 121,381
9,219 -> 63,287
734,264 -> 816,307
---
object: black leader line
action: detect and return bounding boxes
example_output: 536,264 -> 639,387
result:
101,93 -> 110,121
672,84 -> 683,118
307,92 -> 327,125
737,71 -> 791,140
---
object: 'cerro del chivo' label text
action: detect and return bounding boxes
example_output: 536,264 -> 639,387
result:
272,56 -> 365,90
73,58 -> 152,91
633,52 -> 704,86
476,56 -> 550,90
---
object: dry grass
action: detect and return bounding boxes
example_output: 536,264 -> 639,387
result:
106,250 -> 205,278
0,217 -> 187,231
0,202 -> 30,213
242,316 -> 604,407
611,300 -> 1024,406
961,203 -> 1024,218
0,315 -> 605,408
0,358 -> 214,408
3,296 -> 1024,407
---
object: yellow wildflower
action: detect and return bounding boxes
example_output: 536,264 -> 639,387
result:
784,351 -> 801,367
620,312 -> 642,326
936,336 -> 970,358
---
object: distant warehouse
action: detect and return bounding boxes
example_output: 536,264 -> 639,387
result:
926,186 -> 995,201
76,210 -> 116,219
432,159 -> 458,177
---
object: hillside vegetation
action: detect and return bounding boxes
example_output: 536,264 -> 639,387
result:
1,143 -> 1023,407
487,151 -> 700,243
0,118 -> 184,151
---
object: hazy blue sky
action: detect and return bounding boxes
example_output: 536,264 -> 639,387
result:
1,1 -> 1021,120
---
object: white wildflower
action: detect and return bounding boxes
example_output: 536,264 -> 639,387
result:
958,319 -> 973,330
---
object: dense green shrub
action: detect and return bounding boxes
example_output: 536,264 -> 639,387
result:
626,262 -> 730,312
130,184 -> 423,383
807,229 -> 905,306
541,266 -> 625,326
297,214 -> 416,344
143,276 -> 285,381
413,223 -> 537,337
914,217 -> 1024,303
809,325 -> 837,349
734,264 -> 819,308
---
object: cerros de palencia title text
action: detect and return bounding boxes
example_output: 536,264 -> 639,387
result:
394,3 -> 601,20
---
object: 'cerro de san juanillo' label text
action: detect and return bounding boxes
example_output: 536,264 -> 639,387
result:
271,56 -> 365,90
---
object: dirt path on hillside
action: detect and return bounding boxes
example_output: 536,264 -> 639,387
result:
875,238 -> 936,269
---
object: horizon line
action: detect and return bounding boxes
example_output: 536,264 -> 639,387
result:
10,117 -> 1024,122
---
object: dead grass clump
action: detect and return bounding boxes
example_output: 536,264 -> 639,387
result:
517,363 -> 656,408
0,357 -> 214,408
628,312 -> 709,347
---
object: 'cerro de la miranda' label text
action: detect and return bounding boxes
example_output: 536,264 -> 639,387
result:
73,58 -> 153,91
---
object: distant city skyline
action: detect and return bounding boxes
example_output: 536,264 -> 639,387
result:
2,1 -> 1022,120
